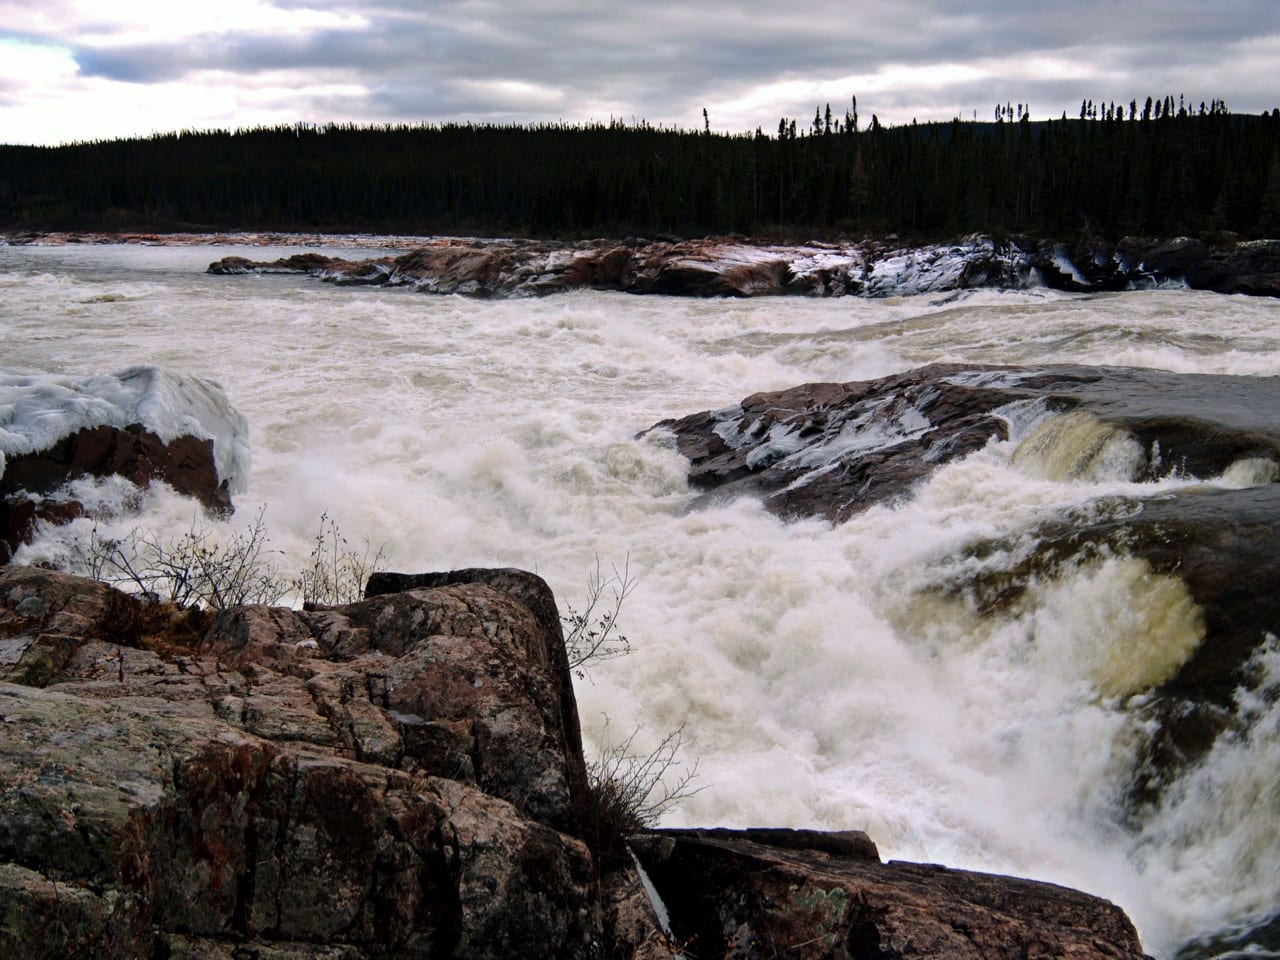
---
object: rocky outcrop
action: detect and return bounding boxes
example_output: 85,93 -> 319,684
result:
649,363 -> 1280,523
631,829 -> 1147,959
1041,235 -> 1280,296
206,234 -> 1280,299
1,424 -> 229,563
0,563 -> 1151,957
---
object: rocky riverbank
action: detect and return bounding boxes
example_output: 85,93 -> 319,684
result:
5,228 -> 1277,298
0,563 -> 1149,958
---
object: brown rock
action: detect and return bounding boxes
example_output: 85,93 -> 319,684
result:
1,423 -> 229,563
0,565 -> 606,958
632,829 -> 1148,960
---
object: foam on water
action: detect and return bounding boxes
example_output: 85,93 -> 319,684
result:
4,243 -> 1280,956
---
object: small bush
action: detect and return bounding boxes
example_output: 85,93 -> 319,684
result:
74,506 -> 287,609
562,556 -> 636,678
292,511 -> 386,608
574,721 -> 700,866
66,508 -> 385,611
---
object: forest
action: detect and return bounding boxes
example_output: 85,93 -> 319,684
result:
2,95 -> 1279,240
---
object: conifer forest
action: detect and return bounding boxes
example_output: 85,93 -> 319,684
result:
2,96 -> 1278,240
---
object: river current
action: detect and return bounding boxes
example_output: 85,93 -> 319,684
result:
3,242 -> 1279,957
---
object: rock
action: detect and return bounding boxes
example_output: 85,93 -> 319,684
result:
1,364 -> 248,565
649,363 -> 1280,523
599,859 -> 672,960
1,422 -> 230,563
208,234 -> 1280,300
1116,236 -> 1280,295
648,369 -> 1013,523
631,829 -> 1147,960
0,565 -> 607,958
945,484 -> 1280,807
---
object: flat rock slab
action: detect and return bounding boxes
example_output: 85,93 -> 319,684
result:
650,363 -> 1280,523
632,829 -> 1146,959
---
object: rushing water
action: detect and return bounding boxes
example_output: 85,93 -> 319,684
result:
3,242 -> 1280,957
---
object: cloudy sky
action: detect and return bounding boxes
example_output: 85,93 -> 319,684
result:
2,0 -> 1278,145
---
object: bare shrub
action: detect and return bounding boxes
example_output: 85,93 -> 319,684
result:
73,506 -> 287,609
574,721 -> 701,866
562,555 -> 636,677
292,511 -> 386,608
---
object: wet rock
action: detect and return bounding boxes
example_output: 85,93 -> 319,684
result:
1117,236 -> 1280,296
944,484 -> 1280,807
649,368 -> 1014,523
1,423 -> 230,563
631,829 -> 1147,960
650,363 -> 1280,523
208,233 -> 1280,300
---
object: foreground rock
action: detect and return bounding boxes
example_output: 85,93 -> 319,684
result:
632,829 -> 1147,960
0,564 -> 1149,958
207,234 -> 1280,299
0,565 -> 651,959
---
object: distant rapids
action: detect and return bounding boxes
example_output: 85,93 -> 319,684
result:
3,241 -> 1280,958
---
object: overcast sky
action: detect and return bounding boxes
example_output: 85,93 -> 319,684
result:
2,1 -> 1278,145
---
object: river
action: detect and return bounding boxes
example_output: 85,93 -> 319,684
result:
3,240 -> 1279,957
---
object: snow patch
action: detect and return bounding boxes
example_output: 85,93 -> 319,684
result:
0,366 -> 250,493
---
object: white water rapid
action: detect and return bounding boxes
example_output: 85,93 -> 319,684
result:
3,241 -> 1279,957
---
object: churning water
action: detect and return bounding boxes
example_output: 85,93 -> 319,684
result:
4,241 -> 1280,957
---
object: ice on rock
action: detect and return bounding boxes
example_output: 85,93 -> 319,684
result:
0,365 -> 250,493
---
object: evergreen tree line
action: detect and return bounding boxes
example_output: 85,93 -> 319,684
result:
2,99 -> 1279,239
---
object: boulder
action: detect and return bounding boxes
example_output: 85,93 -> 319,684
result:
631,829 -> 1147,959
647,366 -> 1017,523
0,565 -> 614,958
1,423 -> 230,563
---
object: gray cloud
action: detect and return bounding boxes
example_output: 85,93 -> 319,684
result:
15,0 -> 1280,139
